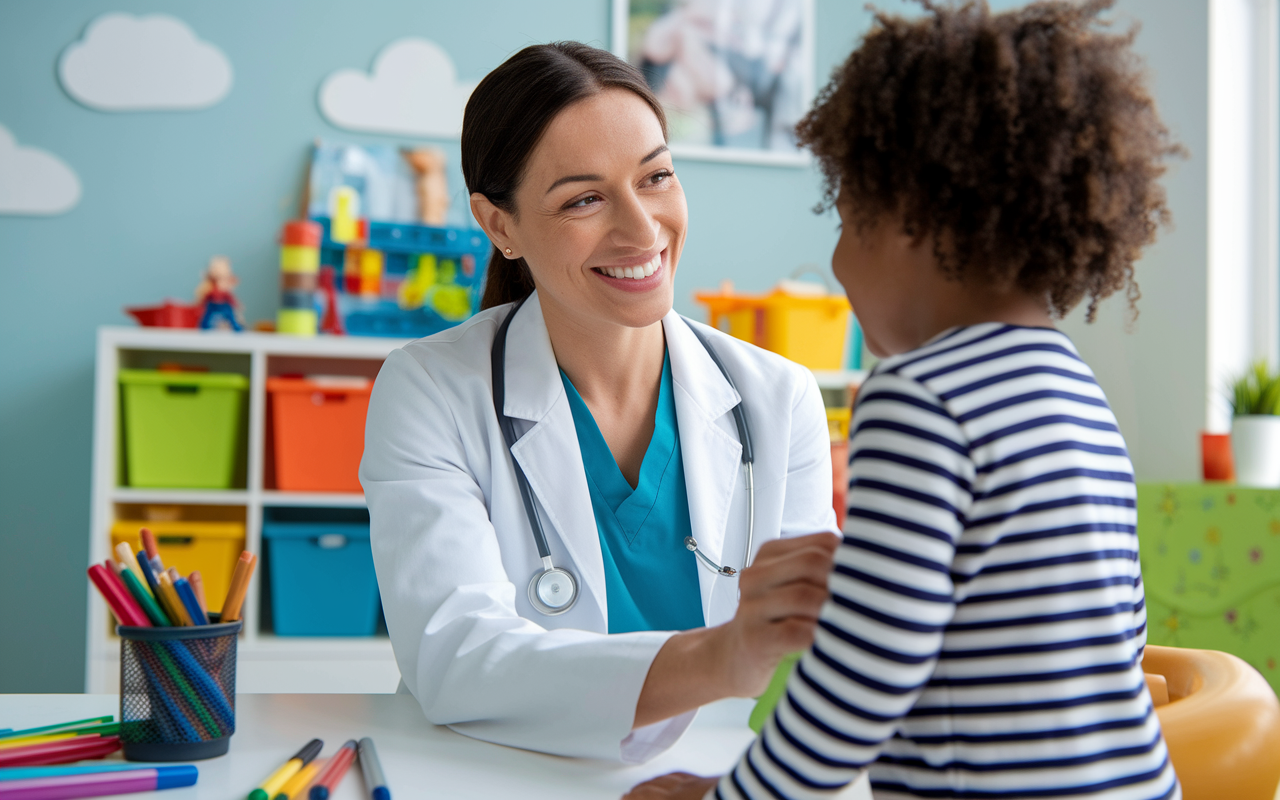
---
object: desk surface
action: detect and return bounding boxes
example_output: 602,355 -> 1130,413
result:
1,694 -> 870,799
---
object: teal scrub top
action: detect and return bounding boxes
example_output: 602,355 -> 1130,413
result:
560,353 -> 706,634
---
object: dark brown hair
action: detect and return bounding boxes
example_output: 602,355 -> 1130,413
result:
462,42 -> 667,310
797,0 -> 1181,321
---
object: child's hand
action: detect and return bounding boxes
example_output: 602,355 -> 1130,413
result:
622,772 -> 719,799
716,531 -> 840,697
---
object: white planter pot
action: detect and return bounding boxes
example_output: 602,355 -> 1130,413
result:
1231,415 -> 1280,487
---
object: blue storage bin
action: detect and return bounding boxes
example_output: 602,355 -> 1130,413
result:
261,508 -> 380,636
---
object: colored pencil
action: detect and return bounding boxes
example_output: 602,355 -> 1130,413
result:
221,552 -> 257,623
357,738 -> 391,800
307,740 -> 357,800
0,733 -> 79,750
188,571 -> 208,615
0,717 -> 112,741
174,577 -> 208,625
135,551 -> 163,600
248,739 -> 323,800
113,542 -> 150,597
140,527 -> 160,562
87,565 -> 148,627
0,764 -> 197,798
0,736 -> 121,767
0,723 -> 118,750
157,573 -> 192,626
119,568 -> 172,627
98,565 -> 147,628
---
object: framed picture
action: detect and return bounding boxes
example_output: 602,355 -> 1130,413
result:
612,0 -> 815,166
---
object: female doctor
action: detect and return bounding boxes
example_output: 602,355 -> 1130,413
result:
360,42 -> 840,764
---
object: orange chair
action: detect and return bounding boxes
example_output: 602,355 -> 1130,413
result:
1143,645 -> 1280,799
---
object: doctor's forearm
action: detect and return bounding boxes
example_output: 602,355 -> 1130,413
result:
634,627 -> 732,729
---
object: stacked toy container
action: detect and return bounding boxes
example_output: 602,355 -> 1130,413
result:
278,220 -> 322,336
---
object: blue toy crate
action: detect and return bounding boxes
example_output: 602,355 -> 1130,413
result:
261,507 -> 381,637
312,216 -> 490,339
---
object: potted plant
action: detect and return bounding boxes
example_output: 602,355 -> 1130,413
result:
1229,361 -> 1280,487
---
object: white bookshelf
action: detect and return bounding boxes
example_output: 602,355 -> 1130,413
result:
86,326 -> 408,695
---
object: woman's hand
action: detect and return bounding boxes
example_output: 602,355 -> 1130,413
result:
622,772 -> 719,799
716,531 -> 841,696
633,532 -> 840,728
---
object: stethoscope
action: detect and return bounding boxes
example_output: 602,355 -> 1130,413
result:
490,297 -> 756,616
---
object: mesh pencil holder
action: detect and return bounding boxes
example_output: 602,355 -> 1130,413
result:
118,616 -> 241,761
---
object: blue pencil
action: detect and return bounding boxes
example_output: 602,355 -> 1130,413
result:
174,578 -> 208,625
136,550 -> 162,597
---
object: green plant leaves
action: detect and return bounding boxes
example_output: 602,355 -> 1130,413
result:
1229,360 -> 1280,416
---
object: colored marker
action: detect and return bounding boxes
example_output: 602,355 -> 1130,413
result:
189,570 -> 209,615
157,573 -> 192,626
135,550 -> 163,598
119,568 -> 172,627
0,717 -> 112,742
0,763 -> 172,781
221,552 -> 257,623
87,565 -> 148,628
0,735 -> 121,767
0,733 -> 80,750
248,739 -> 323,800
174,577 -> 208,625
113,542 -> 150,596
274,758 -> 325,800
357,737 -> 391,800
0,764 -> 197,798
308,740 -> 357,800
0,723 -> 118,751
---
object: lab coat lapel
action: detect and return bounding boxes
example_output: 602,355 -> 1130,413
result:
664,313 -> 743,623
503,294 -> 608,622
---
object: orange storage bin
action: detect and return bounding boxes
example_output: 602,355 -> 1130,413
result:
268,376 -> 372,492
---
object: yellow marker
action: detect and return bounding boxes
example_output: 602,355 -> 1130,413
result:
248,739 -> 323,800
274,757 -> 325,800
0,732 -> 79,750
113,542 -> 151,596
158,573 -> 193,626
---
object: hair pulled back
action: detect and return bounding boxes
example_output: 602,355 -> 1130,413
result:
463,42 -> 667,310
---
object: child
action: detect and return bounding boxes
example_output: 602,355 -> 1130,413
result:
626,1 -> 1180,798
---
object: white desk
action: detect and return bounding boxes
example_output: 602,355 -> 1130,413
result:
1,695 -> 871,799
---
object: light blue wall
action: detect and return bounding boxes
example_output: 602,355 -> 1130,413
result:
0,0 -> 1206,691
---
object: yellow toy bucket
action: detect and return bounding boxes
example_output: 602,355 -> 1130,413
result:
694,281 -> 851,371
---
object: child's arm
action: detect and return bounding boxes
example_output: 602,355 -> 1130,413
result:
713,371 -> 973,799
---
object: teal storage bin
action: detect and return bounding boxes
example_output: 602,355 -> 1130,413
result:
261,508 -> 380,636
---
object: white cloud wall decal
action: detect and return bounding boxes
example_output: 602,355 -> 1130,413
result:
59,13 -> 233,111
0,125 -> 82,215
319,38 -> 476,138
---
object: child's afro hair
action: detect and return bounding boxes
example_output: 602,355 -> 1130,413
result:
798,0 -> 1182,321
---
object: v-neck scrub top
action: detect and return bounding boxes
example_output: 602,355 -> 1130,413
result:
561,353 -> 705,634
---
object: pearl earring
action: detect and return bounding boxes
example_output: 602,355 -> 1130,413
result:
505,248 -> 513,256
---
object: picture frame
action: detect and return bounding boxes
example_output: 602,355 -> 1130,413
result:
612,0 -> 815,167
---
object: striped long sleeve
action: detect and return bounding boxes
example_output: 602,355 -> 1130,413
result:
715,325 -> 1178,800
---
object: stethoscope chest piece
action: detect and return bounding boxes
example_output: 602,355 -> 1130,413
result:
529,565 -> 577,615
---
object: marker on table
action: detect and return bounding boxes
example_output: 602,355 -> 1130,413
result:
248,739 -> 323,800
274,757 -> 325,800
221,552 -> 258,623
0,717 -> 113,741
308,740 -> 357,800
0,735 -> 122,767
0,764 -> 197,799
0,762 -> 171,781
357,738 -> 391,800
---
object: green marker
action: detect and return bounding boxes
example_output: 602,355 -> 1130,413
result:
120,568 -> 172,626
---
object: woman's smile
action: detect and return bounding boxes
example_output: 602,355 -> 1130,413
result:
591,250 -> 666,292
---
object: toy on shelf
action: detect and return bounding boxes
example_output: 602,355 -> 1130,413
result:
403,146 -> 450,226
277,220 -> 323,337
195,256 -> 244,331
126,299 -> 200,328
695,276 -> 853,371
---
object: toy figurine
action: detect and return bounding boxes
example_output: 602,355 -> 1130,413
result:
402,146 -> 450,226
195,256 -> 244,331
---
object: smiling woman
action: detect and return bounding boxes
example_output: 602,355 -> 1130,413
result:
359,41 -> 840,763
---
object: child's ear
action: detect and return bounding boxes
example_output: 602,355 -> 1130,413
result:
470,194 -> 518,258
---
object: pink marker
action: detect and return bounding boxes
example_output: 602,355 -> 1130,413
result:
0,765 -> 197,799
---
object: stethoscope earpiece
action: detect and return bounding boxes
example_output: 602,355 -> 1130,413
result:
493,299 -> 756,617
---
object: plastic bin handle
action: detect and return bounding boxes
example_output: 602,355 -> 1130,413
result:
165,385 -> 200,395
316,534 -> 348,549
157,536 -> 195,546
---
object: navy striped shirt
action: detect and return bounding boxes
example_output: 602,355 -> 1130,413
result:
715,324 -> 1179,800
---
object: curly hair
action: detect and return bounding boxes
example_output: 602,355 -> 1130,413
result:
797,0 -> 1182,321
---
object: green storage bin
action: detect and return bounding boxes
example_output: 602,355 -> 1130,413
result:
119,369 -> 248,488
1138,483 -> 1280,696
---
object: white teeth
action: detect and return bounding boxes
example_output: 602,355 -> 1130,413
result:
600,256 -> 661,280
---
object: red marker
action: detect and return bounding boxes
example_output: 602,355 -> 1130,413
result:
87,565 -> 149,627
307,740 -> 357,800
0,735 -> 122,767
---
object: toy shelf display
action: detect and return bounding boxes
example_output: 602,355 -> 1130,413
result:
88,326 -> 405,696
1137,483 -> 1280,695
279,216 -> 489,338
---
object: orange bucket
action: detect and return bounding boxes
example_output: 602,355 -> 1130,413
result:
267,376 -> 372,492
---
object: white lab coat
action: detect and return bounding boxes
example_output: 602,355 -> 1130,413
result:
360,293 -> 837,763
